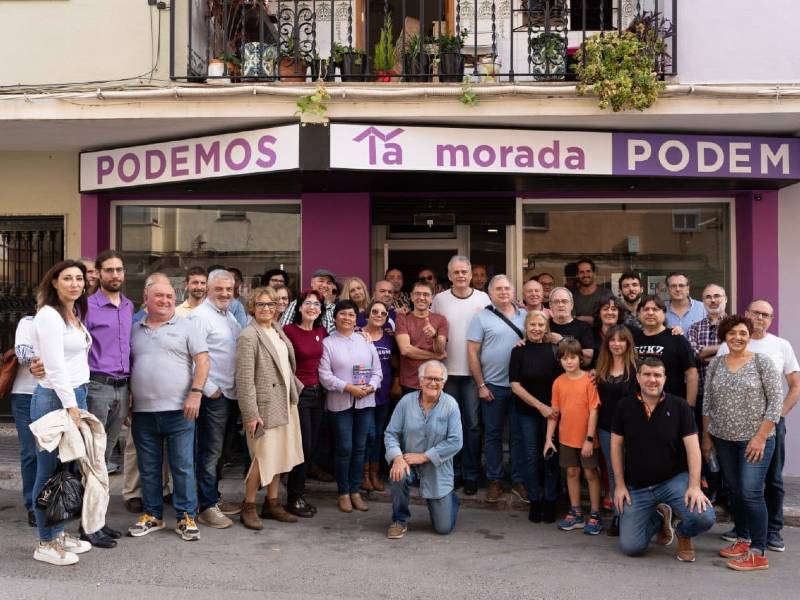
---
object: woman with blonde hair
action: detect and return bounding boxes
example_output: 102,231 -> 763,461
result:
509,310 -> 561,523
235,286 -> 305,530
339,277 -> 371,326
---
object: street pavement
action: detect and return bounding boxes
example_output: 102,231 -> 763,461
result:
0,484 -> 798,600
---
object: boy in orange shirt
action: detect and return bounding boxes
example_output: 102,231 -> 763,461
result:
544,338 -> 603,534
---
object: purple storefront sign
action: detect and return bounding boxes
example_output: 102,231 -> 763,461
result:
613,133 -> 800,179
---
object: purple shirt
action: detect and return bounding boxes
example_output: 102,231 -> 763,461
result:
85,289 -> 134,378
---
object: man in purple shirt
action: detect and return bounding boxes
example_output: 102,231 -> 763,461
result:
85,249 -> 134,468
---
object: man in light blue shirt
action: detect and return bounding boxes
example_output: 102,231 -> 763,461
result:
385,361 -> 462,539
187,269 -> 241,529
467,275 -> 528,504
665,272 -> 707,332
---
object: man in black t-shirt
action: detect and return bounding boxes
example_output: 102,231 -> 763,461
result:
548,287 -> 594,366
633,295 -> 698,407
611,358 -> 715,562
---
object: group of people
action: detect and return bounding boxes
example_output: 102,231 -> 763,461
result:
8,252 -> 798,573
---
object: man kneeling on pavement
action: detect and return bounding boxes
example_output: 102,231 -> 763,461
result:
611,358 -> 715,561
384,360 -> 463,539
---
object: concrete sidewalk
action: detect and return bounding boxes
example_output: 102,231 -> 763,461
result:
2,423 -> 798,526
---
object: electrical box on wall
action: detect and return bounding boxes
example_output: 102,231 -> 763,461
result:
627,235 -> 640,254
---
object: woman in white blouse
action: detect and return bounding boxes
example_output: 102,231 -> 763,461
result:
30,260 -> 93,566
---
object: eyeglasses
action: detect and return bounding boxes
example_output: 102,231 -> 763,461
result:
422,376 -> 444,383
748,310 -> 773,320
550,298 -> 571,305
101,267 -> 126,274
255,301 -> 277,310
419,275 -> 434,281
269,277 -> 285,284
302,301 -> 322,308
370,310 -> 388,317
702,294 -> 725,301
412,291 -> 432,298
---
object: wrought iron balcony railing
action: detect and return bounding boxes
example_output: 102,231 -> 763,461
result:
170,1 -> 676,83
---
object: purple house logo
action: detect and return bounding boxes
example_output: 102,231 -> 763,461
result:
353,126 -> 405,166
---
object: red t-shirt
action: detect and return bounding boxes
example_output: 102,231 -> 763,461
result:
395,311 -> 449,389
283,324 -> 328,386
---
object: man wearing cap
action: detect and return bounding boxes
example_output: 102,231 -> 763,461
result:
280,269 -> 337,333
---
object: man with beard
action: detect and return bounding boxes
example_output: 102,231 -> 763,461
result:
85,250 -> 134,469
386,268 -> 411,310
687,284 -> 727,404
176,266 -> 207,317
619,272 -> 644,329
573,258 -> 606,324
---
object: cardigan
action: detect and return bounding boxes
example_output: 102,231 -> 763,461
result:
235,322 -> 303,429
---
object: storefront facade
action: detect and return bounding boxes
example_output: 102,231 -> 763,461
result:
79,123 -> 791,323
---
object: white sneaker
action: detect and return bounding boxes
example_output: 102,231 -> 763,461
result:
197,504 -> 233,529
59,532 -> 92,554
33,539 -> 79,566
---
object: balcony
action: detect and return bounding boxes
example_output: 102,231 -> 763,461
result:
173,1 -> 676,84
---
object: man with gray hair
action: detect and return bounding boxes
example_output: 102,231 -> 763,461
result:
385,360 -> 463,539
187,269 -> 242,529
548,286 -> 594,366
432,255 -> 489,495
467,275 -> 528,503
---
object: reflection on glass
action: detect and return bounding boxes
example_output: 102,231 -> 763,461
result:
116,203 -> 300,306
522,202 -> 730,300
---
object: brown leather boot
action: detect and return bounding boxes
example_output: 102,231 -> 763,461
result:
361,464 -> 374,492
338,494 -> 353,513
350,492 -> 369,512
370,463 -> 384,492
263,498 -> 298,523
240,502 -> 262,530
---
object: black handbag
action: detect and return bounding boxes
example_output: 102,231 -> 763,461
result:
36,463 -> 83,527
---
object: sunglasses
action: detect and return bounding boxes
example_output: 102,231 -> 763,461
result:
370,309 -> 388,317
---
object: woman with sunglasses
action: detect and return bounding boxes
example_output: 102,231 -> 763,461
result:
282,289 -> 328,517
235,286 -> 304,530
360,300 -> 397,492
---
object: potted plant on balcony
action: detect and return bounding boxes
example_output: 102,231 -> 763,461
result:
309,53 -> 335,82
279,38 -> 308,82
402,33 -> 432,82
206,0 -> 253,79
372,15 -> 398,82
436,29 -> 467,83
333,41 -> 367,82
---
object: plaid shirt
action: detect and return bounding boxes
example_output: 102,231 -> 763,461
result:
687,314 -> 725,396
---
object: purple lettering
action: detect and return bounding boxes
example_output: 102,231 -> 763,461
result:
473,145 -> 495,168
538,140 -> 560,169
145,150 -> 166,179
195,141 -> 220,173
97,156 -> 114,184
256,135 -> 277,168
499,146 -> 513,168
514,146 -> 534,168
436,144 -> 470,167
117,152 -> 141,183
224,138 -> 251,171
383,143 -> 403,165
565,146 -> 586,170
170,145 -> 190,177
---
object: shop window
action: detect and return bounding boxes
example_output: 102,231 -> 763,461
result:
115,202 -> 300,305
521,201 -> 731,302
523,210 -> 550,230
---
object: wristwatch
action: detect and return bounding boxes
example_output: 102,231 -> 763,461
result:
585,435 -> 594,442
190,387 -> 203,393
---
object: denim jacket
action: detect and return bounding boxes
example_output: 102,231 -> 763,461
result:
384,391 -> 462,499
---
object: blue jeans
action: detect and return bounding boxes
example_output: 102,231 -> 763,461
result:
517,411 -> 558,502
195,395 -> 230,512
598,428 -> 618,516
765,418 -> 786,536
365,402 -> 392,464
482,384 -> 525,485
11,393 -> 36,511
330,407 -> 374,494
619,471 -> 716,556
714,435 -> 775,553
444,375 -> 481,482
132,410 -> 197,521
30,384 -> 88,542
389,471 -> 460,534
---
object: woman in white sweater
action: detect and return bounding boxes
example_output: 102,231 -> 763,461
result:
30,260 -> 93,566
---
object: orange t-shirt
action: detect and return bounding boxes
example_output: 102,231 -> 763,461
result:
551,372 -> 601,449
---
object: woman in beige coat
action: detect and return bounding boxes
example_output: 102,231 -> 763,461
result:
236,286 -> 304,530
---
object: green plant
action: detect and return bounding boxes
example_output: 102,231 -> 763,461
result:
214,52 -> 242,68
436,28 -> 468,54
373,15 -> 396,72
574,22 -> 666,111
295,81 -> 331,124
460,77 -> 479,107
